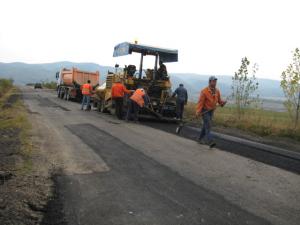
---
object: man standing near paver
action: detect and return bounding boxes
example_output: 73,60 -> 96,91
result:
196,76 -> 226,148
111,78 -> 132,120
81,80 -> 93,111
172,84 -> 188,120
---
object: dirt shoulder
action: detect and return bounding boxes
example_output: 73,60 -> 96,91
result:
0,87 -> 53,225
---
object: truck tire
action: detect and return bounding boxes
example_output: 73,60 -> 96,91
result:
64,89 -> 70,101
57,87 -> 61,98
60,88 -> 65,99
66,91 -> 70,101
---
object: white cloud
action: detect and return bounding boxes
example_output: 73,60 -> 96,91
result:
0,0 -> 299,80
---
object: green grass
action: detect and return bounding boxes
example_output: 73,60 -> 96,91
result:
42,81 -> 57,89
0,78 -> 13,98
0,85 -> 33,172
184,102 -> 300,141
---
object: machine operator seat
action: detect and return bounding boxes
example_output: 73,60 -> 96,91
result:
125,65 -> 136,77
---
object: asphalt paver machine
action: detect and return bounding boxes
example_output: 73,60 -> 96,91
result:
94,42 -> 179,120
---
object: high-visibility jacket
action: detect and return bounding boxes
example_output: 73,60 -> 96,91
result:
111,82 -> 131,98
130,88 -> 146,107
81,83 -> 92,96
196,86 -> 224,113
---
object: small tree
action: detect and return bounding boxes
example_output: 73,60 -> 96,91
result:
231,57 -> 259,118
281,48 -> 300,128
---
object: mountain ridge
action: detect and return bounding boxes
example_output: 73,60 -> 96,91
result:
0,61 -> 284,100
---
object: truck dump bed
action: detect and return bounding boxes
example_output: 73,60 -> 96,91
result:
61,68 -> 99,86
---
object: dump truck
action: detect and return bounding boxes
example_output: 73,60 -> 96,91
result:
94,42 -> 178,120
56,68 -> 99,101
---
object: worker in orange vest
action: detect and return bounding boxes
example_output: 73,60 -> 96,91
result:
126,86 -> 147,122
196,76 -> 227,147
111,78 -> 132,119
81,80 -> 93,111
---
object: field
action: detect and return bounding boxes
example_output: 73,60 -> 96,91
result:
184,102 -> 300,141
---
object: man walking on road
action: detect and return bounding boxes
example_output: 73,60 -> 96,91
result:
111,78 -> 132,120
196,76 -> 227,148
81,80 -> 93,111
172,83 -> 188,120
126,86 -> 147,122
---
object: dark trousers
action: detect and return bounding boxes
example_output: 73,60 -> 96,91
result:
126,99 -> 139,121
176,100 -> 185,119
199,110 -> 214,142
113,97 -> 124,120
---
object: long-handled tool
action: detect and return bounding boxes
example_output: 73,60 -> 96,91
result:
176,96 -> 229,134
175,109 -> 214,134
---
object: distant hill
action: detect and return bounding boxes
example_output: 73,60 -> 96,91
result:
0,61 -> 284,101
0,61 -> 114,84
170,73 -> 284,101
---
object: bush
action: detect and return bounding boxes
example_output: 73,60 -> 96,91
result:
0,79 -> 14,97
42,81 -> 57,89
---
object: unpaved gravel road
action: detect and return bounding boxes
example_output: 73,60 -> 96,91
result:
22,87 -> 300,225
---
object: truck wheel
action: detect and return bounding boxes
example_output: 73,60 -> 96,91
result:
64,89 -> 69,101
64,89 -> 67,100
57,87 -> 61,98
66,92 -> 70,101
60,88 -> 65,99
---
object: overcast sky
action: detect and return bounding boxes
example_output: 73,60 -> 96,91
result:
0,0 -> 299,80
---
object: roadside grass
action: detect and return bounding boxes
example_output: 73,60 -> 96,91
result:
0,84 -> 33,173
0,78 -> 13,98
42,81 -> 57,89
184,102 -> 300,141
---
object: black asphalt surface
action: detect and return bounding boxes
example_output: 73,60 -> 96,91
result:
141,121 -> 300,175
43,123 -> 270,225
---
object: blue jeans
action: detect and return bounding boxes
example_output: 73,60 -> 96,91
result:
199,109 -> 214,142
81,95 -> 91,110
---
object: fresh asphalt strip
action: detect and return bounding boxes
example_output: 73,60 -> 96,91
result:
44,123 -> 270,225
141,121 -> 300,175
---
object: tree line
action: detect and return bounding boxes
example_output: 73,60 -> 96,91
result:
231,48 -> 300,129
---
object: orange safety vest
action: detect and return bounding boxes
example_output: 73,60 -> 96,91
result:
82,83 -> 92,95
111,82 -> 131,98
130,88 -> 145,107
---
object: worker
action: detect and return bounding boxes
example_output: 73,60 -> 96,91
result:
172,83 -> 188,120
126,86 -> 147,122
157,60 -> 168,80
196,76 -> 227,148
81,80 -> 93,111
111,78 -> 131,119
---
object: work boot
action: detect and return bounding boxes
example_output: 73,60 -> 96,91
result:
208,140 -> 216,148
197,138 -> 206,145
